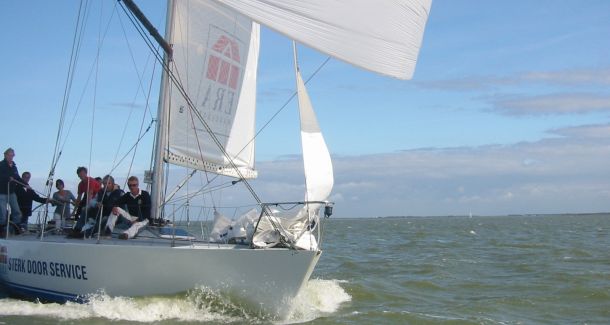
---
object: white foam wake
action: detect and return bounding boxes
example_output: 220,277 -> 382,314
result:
0,279 -> 350,323
0,291 -> 241,323
283,278 -> 352,324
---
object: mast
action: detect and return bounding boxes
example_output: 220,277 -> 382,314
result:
119,0 -> 174,219
149,0 -> 175,219
121,0 -> 173,58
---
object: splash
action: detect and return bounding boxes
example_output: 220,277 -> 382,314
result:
0,279 -> 350,323
0,290 -> 244,323
283,279 -> 351,324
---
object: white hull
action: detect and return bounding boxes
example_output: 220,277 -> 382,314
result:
0,234 -> 320,315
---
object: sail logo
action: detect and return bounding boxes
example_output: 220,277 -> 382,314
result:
198,28 -> 248,133
206,35 -> 241,90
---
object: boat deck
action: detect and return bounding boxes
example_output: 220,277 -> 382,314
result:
2,227 -> 252,250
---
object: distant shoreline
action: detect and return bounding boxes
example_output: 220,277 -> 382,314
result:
330,212 -> 610,220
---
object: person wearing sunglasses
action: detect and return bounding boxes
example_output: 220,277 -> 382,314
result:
108,176 -> 152,239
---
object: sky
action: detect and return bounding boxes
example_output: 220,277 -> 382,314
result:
1,0 -> 610,218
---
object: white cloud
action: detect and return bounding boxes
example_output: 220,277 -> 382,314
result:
522,68 -> 610,86
492,93 -> 610,115
415,68 -> 610,116
549,123 -> 610,138
244,124 -> 610,217
416,67 -> 610,91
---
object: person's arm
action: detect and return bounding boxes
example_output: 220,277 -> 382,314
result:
10,167 -> 27,190
114,194 -> 127,207
32,189 -> 47,204
0,163 -> 9,186
50,192 -> 58,206
75,183 -> 84,204
142,192 -> 152,222
111,193 -> 127,216
14,183 -> 26,197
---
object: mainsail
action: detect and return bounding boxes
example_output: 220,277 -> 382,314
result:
163,0 -> 259,179
214,0 -> 432,80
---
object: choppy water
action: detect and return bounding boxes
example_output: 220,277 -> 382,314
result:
1,214 -> 609,324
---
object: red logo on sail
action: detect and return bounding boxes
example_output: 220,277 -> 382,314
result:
206,35 -> 241,90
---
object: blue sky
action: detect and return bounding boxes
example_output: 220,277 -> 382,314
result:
1,1 -> 610,217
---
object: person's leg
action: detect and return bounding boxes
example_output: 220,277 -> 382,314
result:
53,213 -> 62,229
0,194 -> 8,227
8,193 -> 22,228
106,213 -> 118,232
120,219 -> 149,239
0,194 -> 7,236
74,208 -> 88,231
116,207 -> 137,222
19,214 -> 28,229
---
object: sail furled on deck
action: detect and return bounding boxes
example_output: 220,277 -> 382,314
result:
213,0 -> 432,80
164,0 -> 259,178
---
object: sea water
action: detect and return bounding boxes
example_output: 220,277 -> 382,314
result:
1,214 -> 609,324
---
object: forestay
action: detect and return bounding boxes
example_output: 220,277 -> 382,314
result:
214,0 -> 432,79
164,0 -> 259,178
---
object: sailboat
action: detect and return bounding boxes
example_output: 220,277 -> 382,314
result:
0,0 -> 431,316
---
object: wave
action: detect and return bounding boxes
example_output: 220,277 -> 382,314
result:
284,278 -> 351,324
0,278 -> 351,324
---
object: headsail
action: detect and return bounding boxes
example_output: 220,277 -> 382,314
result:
296,70 -> 333,202
164,0 -> 259,179
213,0 -> 432,79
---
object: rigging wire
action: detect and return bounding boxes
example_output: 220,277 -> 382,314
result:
87,0 -> 108,197
168,180 -> 233,204
84,0 -> 108,233
107,120 -> 155,175
52,1 -> 118,170
124,66 -> 157,184
117,1 -> 170,205
50,0 -> 88,173
44,0 -> 117,237
114,6 -> 159,186
42,0 -> 91,234
45,1 -> 91,188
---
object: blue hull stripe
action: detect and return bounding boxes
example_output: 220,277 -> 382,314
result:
3,281 -> 87,303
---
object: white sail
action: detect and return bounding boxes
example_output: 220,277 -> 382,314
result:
296,70 -> 333,202
213,0 -> 432,79
244,68 -> 334,250
164,0 -> 259,178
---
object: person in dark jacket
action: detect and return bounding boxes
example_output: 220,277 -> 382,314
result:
16,171 -> 48,230
108,176 -> 152,239
80,175 -> 124,238
0,148 -> 24,235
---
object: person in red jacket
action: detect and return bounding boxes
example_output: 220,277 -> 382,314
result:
73,166 -> 101,232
